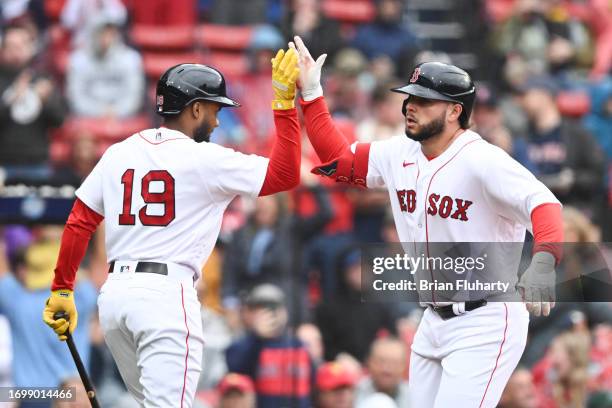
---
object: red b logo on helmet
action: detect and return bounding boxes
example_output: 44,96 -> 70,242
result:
410,68 -> 421,83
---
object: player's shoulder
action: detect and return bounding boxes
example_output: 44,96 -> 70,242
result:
370,135 -> 420,156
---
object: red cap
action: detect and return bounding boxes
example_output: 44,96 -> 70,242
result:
316,362 -> 357,391
218,373 -> 255,395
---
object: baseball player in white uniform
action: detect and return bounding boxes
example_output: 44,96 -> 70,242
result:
43,49 -> 302,407
290,36 -> 564,408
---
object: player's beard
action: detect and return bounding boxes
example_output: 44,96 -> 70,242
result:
405,112 -> 446,142
194,121 -> 213,143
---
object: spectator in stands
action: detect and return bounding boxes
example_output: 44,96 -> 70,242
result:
0,23 -> 66,184
222,194 -> 293,309
533,331 -> 591,408
315,247 -> 396,362
356,79 -> 405,143
197,274 -> 232,391
315,361 -> 357,408
225,284 -> 313,408
498,367 -> 539,408
66,15 -> 144,119
217,373 -> 256,408
232,24 -> 285,152
52,131 -> 98,186
354,337 -> 410,407
210,0 -> 279,25
472,83 -> 536,173
493,0 -> 593,78
282,0 -> 344,63
0,229 -> 97,396
519,77 -> 605,220
351,0 -> 419,74
297,323 -> 324,367
324,48 -> 371,120
583,78 -> 612,239
60,0 -> 127,48
53,376 -> 90,408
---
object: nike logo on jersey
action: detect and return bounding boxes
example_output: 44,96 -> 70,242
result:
396,189 -> 473,221
402,161 -> 415,167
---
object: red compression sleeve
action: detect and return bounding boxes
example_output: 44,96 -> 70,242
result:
259,108 -> 301,196
300,97 -> 351,162
531,203 -> 564,264
51,198 -> 104,290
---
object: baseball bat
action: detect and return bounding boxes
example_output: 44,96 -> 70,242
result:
53,312 -> 101,408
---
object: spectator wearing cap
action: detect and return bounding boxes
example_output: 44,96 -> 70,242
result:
0,23 -> 66,184
519,76 -> 605,222
66,15 -> 144,119
315,247 -> 396,362
315,362 -> 357,408
472,84 -> 536,173
218,373 -> 256,408
354,337 -> 410,407
225,284 -> 313,408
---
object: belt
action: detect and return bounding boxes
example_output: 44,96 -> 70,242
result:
108,261 -> 168,275
431,299 -> 487,320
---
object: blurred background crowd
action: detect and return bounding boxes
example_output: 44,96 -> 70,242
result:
0,0 -> 611,407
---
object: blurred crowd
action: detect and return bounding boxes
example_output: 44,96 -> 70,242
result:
0,0 -> 611,407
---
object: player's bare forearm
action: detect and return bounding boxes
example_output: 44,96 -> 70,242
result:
300,97 -> 351,162
52,199 -> 103,290
259,108 -> 301,196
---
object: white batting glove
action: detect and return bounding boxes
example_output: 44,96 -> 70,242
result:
289,35 -> 327,101
517,251 -> 556,316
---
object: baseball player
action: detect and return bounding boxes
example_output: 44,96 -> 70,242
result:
290,36 -> 564,408
42,48 -> 301,407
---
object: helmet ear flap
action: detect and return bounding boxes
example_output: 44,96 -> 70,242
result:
401,98 -> 408,116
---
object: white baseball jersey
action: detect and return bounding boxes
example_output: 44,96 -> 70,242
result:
363,130 -> 559,242
76,127 -> 269,278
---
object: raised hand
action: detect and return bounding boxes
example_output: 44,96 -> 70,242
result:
271,47 -> 300,110
289,36 -> 327,101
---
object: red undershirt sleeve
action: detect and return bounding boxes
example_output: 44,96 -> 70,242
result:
300,96 -> 351,162
259,108 -> 301,196
531,203 -> 564,264
51,198 -> 104,291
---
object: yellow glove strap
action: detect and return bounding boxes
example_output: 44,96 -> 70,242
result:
271,99 -> 295,110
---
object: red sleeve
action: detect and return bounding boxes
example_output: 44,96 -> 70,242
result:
300,97 -> 371,187
259,108 -> 301,196
51,198 -> 104,290
531,203 -> 564,264
300,96 -> 351,162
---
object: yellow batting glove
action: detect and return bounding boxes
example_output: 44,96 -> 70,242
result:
42,289 -> 78,341
271,48 -> 300,110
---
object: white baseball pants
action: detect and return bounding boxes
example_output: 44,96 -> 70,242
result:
409,302 -> 529,408
97,262 -> 204,407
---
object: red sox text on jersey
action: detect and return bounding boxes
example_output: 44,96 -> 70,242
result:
396,189 -> 474,221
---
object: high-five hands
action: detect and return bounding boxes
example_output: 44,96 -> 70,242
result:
271,47 -> 300,110
517,251 -> 556,316
289,36 -> 327,101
